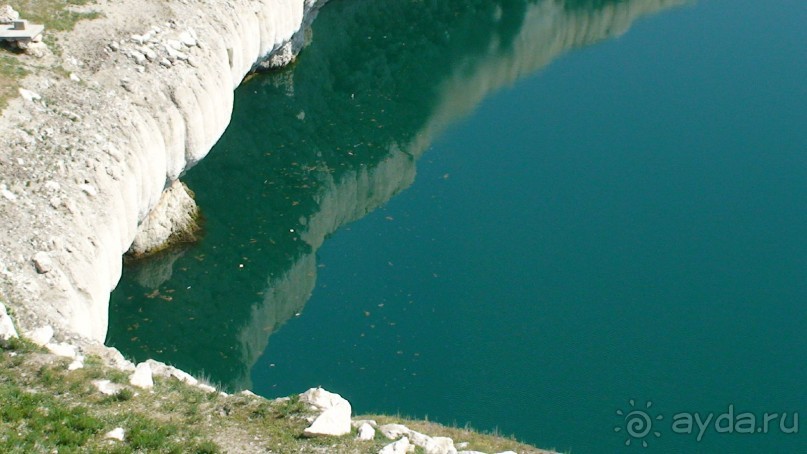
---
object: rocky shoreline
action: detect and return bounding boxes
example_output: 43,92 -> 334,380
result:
0,0 -> 328,344
0,0 -> 684,451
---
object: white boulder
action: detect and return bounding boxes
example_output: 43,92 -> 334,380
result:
357,422 -> 376,441
300,387 -> 352,437
46,342 -> 77,358
26,325 -> 53,346
0,302 -> 17,342
32,251 -> 53,274
129,362 -> 154,389
379,436 -> 411,454
379,423 -> 411,440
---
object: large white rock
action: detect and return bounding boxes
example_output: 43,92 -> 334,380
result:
300,387 -> 352,437
357,422 -> 375,441
46,342 -> 77,358
26,325 -> 53,346
0,302 -> 17,342
379,436 -> 410,454
300,387 -> 349,411
379,423 -> 411,440
32,251 -> 53,274
146,359 -> 198,385
129,362 -> 154,389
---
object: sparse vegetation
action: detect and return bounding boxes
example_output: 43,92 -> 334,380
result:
9,0 -> 100,32
0,340 -> 547,453
0,0 -> 100,109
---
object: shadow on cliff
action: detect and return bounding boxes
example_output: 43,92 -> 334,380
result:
107,0 -> 684,391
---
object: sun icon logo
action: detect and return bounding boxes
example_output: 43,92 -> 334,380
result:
614,399 -> 663,448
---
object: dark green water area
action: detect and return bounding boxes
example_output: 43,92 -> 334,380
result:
108,0 -> 807,451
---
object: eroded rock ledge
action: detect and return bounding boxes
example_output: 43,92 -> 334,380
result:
0,0 -> 327,343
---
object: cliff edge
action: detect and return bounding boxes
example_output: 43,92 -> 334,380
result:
0,0 -> 326,344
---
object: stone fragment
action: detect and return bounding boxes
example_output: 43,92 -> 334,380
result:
18,88 -> 41,102
379,436 -> 410,454
197,383 -> 216,393
1,186 -> 16,201
27,325 -> 53,346
68,356 -> 84,370
300,387 -> 352,437
32,251 -> 53,273
352,419 -> 378,429
104,427 -> 125,441
92,379 -> 123,396
79,183 -> 97,197
46,342 -> 77,358
0,302 -> 18,342
379,423 -> 410,440
357,422 -> 375,441
129,362 -> 154,389
178,31 -> 197,47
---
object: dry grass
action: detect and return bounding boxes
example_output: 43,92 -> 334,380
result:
0,0 -> 100,109
0,337 -> 551,453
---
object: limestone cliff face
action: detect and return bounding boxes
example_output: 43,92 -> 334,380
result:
0,0 -> 327,343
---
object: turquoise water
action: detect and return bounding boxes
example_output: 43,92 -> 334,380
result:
108,0 -> 807,451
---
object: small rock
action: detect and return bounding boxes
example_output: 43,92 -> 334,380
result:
68,356 -> 84,370
24,41 -> 47,58
379,424 -> 410,440
1,187 -> 16,201
44,181 -> 61,191
27,325 -> 53,346
128,50 -> 146,64
178,31 -> 197,47
140,46 -> 157,61
18,88 -> 40,102
357,422 -> 375,441
69,73 -> 81,82
104,427 -> 125,441
165,39 -> 182,50
32,251 -> 53,274
240,389 -> 257,397
197,383 -> 216,393
108,41 -> 119,51
92,379 -> 123,396
352,419 -> 378,429
379,437 -> 410,454
0,302 -> 18,342
130,34 -> 144,45
425,436 -> 457,454
79,183 -> 97,197
129,362 -> 153,389
159,58 -> 172,67
46,342 -> 77,358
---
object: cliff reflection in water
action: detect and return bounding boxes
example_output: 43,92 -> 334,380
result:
107,0 -> 683,391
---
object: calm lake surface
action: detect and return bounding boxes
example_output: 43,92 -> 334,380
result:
108,0 -> 807,451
